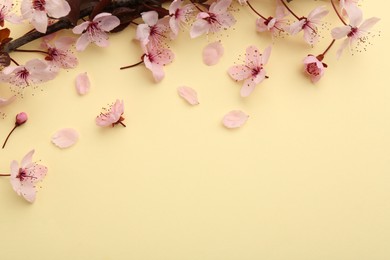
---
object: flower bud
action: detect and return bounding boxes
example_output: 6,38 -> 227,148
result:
15,112 -> 28,126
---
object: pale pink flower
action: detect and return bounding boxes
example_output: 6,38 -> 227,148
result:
41,36 -> 78,69
21,0 -> 70,33
190,0 -> 236,38
169,0 -> 193,38
256,5 -> 288,37
142,44 -> 174,82
136,11 -> 169,47
72,13 -> 120,51
0,0 -> 22,27
228,45 -> 271,97
2,59 -> 57,88
96,99 -> 125,127
303,54 -> 326,83
288,6 -> 329,45
10,150 -> 48,203
331,6 -> 380,58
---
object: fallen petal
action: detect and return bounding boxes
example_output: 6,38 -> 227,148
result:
202,41 -> 224,66
0,95 -> 16,107
51,128 -> 79,148
177,86 -> 199,105
75,72 -> 90,95
222,110 -> 249,128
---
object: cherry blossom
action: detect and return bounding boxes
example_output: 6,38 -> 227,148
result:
96,99 -> 126,127
41,36 -> 78,70
202,41 -> 224,66
10,150 -> 47,203
2,112 -> 28,149
256,5 -> 288,37
303,54 -> 327,83
190,0 -> 236,38
288,6 -> 329,45
142,44 -> 174,82
136,11 -> 169,47
169,0 -> 193,38
0,0 -> 22,27
72,13 -> 120,51
20,0 -> 70,33
2,59 -> 57,89
331,6 -> 380,58
228,45 -> 271,97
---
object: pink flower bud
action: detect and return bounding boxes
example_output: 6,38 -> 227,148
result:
15,112 -> 28,126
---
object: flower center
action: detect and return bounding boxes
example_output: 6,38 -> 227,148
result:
306,63 -> 320,76
16,68 -> 30,82
205,13 -> 218,24
251,67 -> 261,77
16,169 -> 35,181
347,27 -> 358,37
32,0 -> 46,11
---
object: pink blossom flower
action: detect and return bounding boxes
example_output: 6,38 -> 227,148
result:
228,45 -> 271,97
96,99 -> 126,127
331,6 -> 380,58
142,44 -> 174,82
41,36 -> 78,70
303,54 -> 327,83
72,13 -> 120,51
20,0 -> 70,33
136,11 -> 169,47
288,6 -> 329,45
169,0 -> 193,38
190,0 -> 236,38
0,0 -> 22,27
10,150 -> 48,203
2,59 -> 57,89
256,5 -> 287,37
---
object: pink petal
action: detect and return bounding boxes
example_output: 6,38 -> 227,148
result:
347,5 -> 363,27
190,19 -> 209,38
0,95 -> 16,107
75,33 -> 91,51
261,46 -> 272,65
228,65 -> 251,81
331,25 -> 351,39
55,37 -> 76,50
72,21 -> 89,34
21,150 -> 34,169
141,11 -> 159,26
96,14 -> 120,31
359,17 -> 380,32
202,41 -> 224,66
45,0 -> 70,18
222,110 -> 249,129
307,6 -> 329,21
51,128 -> 79,148
177,86 -> 199,105
245,45 -> 261,67
20,181 -> 36,203
75,72 -> 90,95
210,0 -> 231,14
240,78 -> 256,97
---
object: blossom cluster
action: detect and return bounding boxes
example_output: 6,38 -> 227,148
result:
0,0 -> 381,202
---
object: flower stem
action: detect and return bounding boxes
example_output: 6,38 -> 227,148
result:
189,0 -> 204,12
120,60 -> 144,70
14,49 -> 49,55
0,174 -> 11,176
246,1 -> 267,20
331,0 -> 347,25
119,122 -> 126,127
322,39 -> 335,56
9,57 -> 19,66
280,0 -> 300,20
2,125 -> 17,149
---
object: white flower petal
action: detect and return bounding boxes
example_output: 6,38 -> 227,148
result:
51,128 -> 79,148
222,110 -> 249,129
177,86 -> 199,105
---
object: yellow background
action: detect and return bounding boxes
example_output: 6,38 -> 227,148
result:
1,0 -> 389,259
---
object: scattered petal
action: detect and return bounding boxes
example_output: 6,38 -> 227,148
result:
51,128 -> 79,148
0,95 -> 16,107
75,72 -> 90,95
202,41 -> 224,66
222,110 -> 249,129
177,86 -> 199,105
